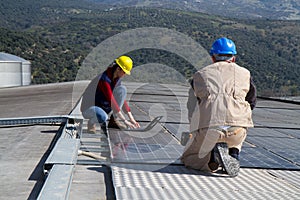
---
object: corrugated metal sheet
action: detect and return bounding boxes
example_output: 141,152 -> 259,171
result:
112,165 -> 300,200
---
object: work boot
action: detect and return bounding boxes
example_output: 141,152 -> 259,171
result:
108,115 -> 127,129
208,148 -> 220,172
215,142 -> 240,177
87,120 -> 96,134
101,122 -> 108,136
229,147 -> 240,161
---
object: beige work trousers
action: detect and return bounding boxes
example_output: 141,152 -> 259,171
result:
181,127 -> 247,171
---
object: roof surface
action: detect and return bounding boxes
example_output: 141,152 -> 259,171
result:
0,81 -> 300,200
0,52 -> 30,63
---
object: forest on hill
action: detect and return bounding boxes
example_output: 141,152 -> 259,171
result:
0,1 -> 299,97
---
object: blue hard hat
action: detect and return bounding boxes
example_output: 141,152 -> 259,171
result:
210,37 -> 237,56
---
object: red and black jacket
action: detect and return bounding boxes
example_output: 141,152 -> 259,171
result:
80,67 -> 130,114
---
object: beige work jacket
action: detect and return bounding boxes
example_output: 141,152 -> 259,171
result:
192,61 -> 254,129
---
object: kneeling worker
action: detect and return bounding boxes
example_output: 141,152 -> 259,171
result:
181,37 -> 257,176
80,55 -> 140,134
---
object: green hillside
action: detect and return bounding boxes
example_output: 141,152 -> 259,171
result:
0,2 -> 299,96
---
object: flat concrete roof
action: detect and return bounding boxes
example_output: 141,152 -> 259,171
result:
0,82 -> 87,199
1,81 -> 300,200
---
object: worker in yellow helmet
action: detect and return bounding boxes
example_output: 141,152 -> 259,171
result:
80,55 -> 140,134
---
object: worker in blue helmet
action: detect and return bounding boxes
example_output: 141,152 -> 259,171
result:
181,37 -> 257,177
210,37 -> 237,56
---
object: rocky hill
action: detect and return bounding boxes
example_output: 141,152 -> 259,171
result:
96,0 -> 300,20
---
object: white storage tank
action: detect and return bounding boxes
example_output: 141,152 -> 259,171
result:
0,52 -> 31,88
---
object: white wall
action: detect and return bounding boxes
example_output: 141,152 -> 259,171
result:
0,61 -> 31,88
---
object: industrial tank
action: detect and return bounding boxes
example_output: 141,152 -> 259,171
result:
0,52 -> 31,88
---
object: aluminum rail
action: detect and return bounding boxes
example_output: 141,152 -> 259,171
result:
0,115 -> 70,126
37,116 -> 83,200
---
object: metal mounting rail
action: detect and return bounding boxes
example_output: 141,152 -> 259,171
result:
0,115 -> 70,126
36,115 -> 83,200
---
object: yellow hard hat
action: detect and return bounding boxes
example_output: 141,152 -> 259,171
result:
115,55 -> 133,75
